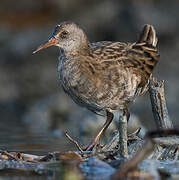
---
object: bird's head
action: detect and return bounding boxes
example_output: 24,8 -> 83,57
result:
33,22 -> 88,54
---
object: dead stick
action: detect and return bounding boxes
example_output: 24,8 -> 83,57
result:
65,132 -> 84,153
149,77 -> 173,129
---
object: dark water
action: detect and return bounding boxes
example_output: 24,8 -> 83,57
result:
0,117 -> 75,180
0,118 -> 73,154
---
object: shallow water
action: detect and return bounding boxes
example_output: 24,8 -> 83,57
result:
0,118 -> 179,180
0,118 -> 76,179
0,120 -> 73,155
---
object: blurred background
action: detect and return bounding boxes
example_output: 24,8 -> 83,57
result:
0,0 -> 179,154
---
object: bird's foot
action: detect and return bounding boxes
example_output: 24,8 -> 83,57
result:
65,111 -> 113,153
128,127 -> 142,143
64,132 -> 84,153
82,141 -> 100,151
65,131 -> 101,153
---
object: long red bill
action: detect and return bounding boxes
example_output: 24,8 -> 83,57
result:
33,38 -> 58,54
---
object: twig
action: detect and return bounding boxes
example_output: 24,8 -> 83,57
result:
111,129 -> 179,180
102,128 -> 141,153
145,129 -> 179,139
0,150 -> 19,161
149,77 -> 173,129
65,132 -> 84,153
112,139 -> 154,180
118,111 -> 128,158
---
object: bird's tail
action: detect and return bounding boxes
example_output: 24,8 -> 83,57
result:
138,24 -> 158,47
131,24 -> 160,93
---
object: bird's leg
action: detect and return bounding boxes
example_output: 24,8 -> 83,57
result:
124,108 -> 130,122
85,110 -> 114,151
118,108 -> 129,158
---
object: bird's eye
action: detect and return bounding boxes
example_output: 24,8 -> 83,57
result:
60,30 -> 68,39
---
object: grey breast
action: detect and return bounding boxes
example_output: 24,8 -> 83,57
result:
58,55 -> 103,112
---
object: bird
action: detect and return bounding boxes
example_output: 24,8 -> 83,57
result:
33,22 -> 159,151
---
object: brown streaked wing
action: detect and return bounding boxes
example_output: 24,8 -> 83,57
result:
88,41 -> 159,87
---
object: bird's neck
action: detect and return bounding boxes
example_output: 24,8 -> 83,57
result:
58,46 -> 88,89
60,42 -> 90,60
58,42 -> 92,81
